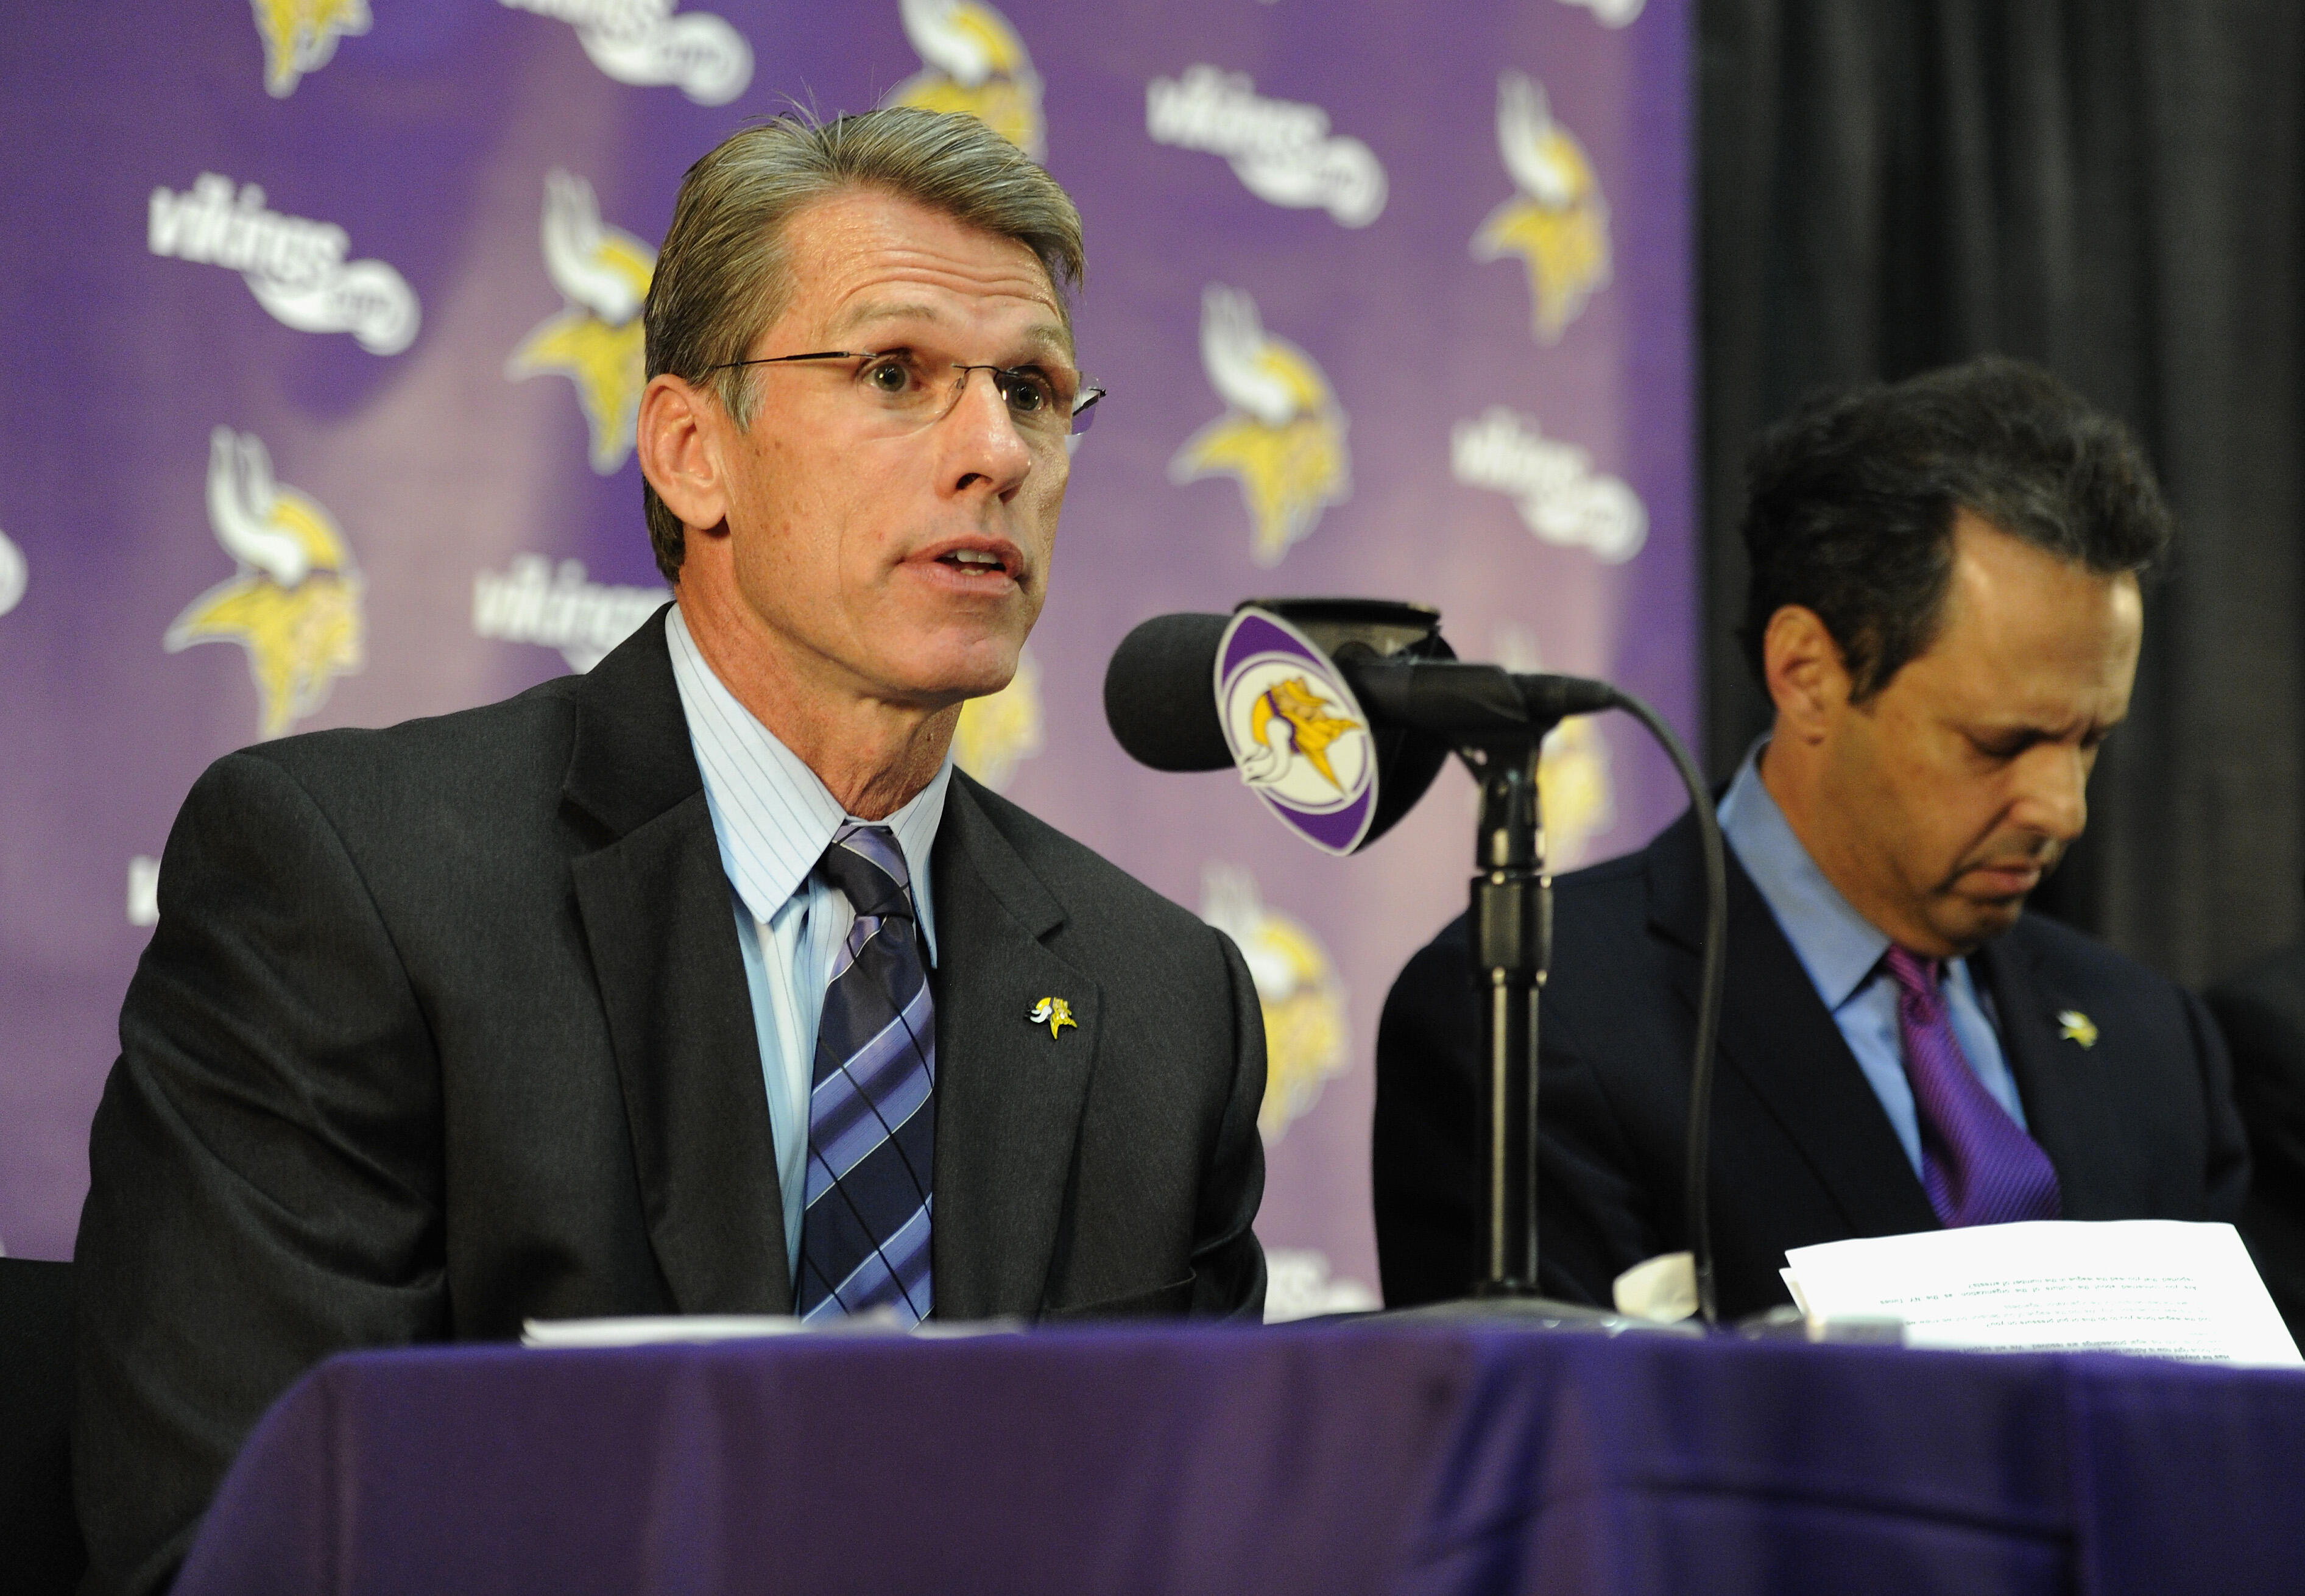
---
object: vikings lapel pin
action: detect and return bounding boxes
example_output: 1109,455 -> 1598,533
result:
2056,1009 -> 2100,1049
1028,998 -> 1077,1039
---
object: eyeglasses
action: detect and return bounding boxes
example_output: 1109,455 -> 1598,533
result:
704,348 -> 1106,442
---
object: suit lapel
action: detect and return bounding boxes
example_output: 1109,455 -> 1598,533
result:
1647,813 -> 1940,1238
1975,930 -> 2119,1217
563,609 -> 790,1313
929,777 -> 1101,1320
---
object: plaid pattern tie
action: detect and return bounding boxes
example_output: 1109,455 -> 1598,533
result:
795,822 -> 936,1325
1883,946 -> 2061,1228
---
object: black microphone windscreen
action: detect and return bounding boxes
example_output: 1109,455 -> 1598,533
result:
1103,612 -> 1234,771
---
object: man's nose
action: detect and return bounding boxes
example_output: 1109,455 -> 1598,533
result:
2012,744 -> 2091,842
938,367 -> 1035,496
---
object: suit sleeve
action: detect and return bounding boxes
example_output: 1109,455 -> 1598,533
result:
73,752 -> 447,1596
1187,929 -> 1268,1319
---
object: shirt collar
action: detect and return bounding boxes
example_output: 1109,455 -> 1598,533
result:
665,604 -> 948,962
1714,737 -> 1888,1009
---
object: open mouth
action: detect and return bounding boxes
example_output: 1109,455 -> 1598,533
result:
925,539 -> 1022,584
941,549 -> 1011,575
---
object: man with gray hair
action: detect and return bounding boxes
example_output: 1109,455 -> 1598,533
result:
75,110 -> 1267,1596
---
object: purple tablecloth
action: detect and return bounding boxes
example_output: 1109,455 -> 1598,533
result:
172,1321 -> 2305,1595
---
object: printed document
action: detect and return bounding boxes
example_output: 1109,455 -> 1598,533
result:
1782,1220 -> 2301,1365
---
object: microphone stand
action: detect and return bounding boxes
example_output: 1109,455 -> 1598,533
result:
1470,741 -> 1550,1296
1391,722 -> 1629,1327
1350,663 -> 1636,1328
1230,606 -> 1721,1332
1342,652 -> 1714,1333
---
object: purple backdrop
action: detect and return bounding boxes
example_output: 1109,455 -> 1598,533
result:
0,0 -> 1691,1312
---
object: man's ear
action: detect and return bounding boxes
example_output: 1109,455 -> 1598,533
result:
637,373 -> 728,536
1762,605 -> 1851,745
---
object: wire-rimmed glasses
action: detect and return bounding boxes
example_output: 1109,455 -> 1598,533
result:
704,347 -> 1106,444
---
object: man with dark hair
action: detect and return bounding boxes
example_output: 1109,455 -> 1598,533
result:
1374,356 -> 2247,1317
74,110 -> 1266,1596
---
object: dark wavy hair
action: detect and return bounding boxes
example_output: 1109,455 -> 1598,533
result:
1738,356 -> 2173,701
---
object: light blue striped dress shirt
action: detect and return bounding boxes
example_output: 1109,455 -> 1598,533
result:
1714,740 -> 2029,1178
664,606 -> 951,1276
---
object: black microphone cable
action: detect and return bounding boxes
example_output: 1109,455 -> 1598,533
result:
1596,685 -> 1727,1329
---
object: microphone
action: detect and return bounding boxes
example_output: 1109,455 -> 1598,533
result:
1103,609 -> 1617,773
1103,599 -> 1731,1328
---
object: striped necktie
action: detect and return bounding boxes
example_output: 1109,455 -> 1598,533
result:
1883,947 -> 2061,1228
796,822 -> 936,1325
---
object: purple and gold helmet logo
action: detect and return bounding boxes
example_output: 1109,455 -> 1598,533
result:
507,172 -> 656,476
166,428 -> 365,739
886,0 -> 1045,160
1214,608 -> 1376,856
1171,286 -> 1352,568
251,0 -> 370,98
1473,72 -> 1611,345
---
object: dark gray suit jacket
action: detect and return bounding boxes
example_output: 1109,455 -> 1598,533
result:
1375,810 -> 2247,1319
74,611 -> 1266,1596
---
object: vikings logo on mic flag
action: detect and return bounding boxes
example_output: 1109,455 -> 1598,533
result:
1215,608 -> 1377,857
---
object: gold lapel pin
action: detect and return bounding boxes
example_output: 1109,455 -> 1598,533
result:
1027,997 -> 1078,1039
2056,1009 -> 2099,1049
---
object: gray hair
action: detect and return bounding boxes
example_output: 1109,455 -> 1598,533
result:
641,108 -> 1087,582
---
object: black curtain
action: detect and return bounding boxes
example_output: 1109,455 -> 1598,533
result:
1701,0 -> 2305,986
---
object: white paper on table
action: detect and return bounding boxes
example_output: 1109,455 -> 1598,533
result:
1782,1220 -> 2303,1366
522,1315 -> 808,1348
521,1311 -> 1025,1348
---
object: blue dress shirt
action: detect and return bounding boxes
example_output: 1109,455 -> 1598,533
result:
665,607 -> 951,1275
1714,741 -> 2028,1178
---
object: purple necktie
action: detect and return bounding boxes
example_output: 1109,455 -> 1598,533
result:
1883,947 -> 2061,1228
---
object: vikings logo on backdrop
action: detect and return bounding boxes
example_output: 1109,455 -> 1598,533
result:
886,0 -> 1045,158
251,0 -> 370,97
951,644 -> 1045,791
167,429 -> 365,740
1472,72 -> 1611,344
1145,65 -> 1387,228
508,172 -> 656,475
497,0 -> 752,105
149,173 -> 420,356
1450,406 -> 1647,563
1200,864 -> 1349,1142
1171,286 -> 1351,567
471,555 -> 668,673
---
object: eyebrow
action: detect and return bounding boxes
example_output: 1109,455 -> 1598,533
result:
824,300 -> 1076,363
